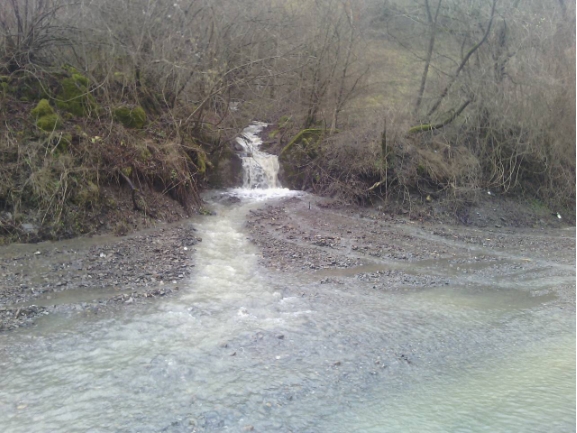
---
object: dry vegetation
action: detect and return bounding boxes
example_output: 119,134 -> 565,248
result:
276,0 -> 574,219
0,0 -> 574,241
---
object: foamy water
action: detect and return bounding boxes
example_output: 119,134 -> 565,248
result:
228,187 -> 299,201
236,122 -> 283,190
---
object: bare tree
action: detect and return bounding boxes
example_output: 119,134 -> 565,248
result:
0,0 -> 73,72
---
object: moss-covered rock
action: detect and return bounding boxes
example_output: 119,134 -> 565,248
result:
31,99 -> 53,117
31,99 -> 62,131
36,114 -> 61,131
113,105 -> 147,128
56,71 -> 98,117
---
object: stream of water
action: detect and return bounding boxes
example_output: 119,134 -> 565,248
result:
0,123 -> 574,432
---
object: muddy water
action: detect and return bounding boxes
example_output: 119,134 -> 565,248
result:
0,192 -> 574,432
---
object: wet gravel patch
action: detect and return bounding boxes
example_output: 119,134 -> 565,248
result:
245,198 -> 469,276
246,195 -> 575,300
246,204 -> 361,271
354,269 -> 449,290
0,223 -> 199,331
429,226 -> 576,264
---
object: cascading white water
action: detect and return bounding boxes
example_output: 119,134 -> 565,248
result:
236,122 -> 281,189
231,121 -> 296,200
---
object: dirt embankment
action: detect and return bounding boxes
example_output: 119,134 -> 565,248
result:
0,221 -> 200,331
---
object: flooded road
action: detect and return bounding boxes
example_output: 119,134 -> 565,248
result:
0,123 -> 574,432
0,193 -> 574,432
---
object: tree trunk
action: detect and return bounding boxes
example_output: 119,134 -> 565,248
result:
415,0 -> 442,115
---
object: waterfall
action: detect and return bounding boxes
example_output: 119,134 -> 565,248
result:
236,122 -> 281,189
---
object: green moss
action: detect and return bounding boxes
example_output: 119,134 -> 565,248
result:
140,147 -> 152,160
196,150 -> 207,174
280,128 -> 324,157
113,105 -> 147,128
56,72 -> 98,117
408,124 -> 434,134
185,143 -> 210,174
31,99 -> 54,117
71,73 -> 89,87
31,99 -> 62,131
113,106 -> 132,125
278,115 -> 292,128
132,106 -> 146,126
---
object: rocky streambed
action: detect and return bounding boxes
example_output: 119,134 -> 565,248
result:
0,192 -> 574,432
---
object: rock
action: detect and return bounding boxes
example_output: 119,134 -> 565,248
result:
21,223 -> 37,233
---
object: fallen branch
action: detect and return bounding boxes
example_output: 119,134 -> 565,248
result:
408,98 -> 472,134
281,128 -> 325,157
367,179 -> 387,191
